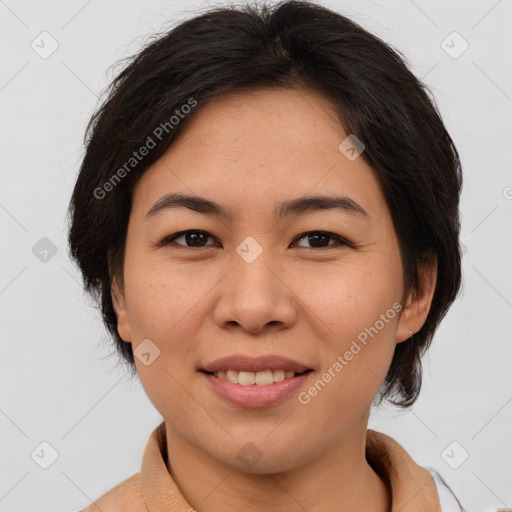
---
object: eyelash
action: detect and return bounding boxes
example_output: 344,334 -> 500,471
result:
158,230 -> 351,250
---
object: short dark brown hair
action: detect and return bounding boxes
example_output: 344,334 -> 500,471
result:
67,0 -> 463,408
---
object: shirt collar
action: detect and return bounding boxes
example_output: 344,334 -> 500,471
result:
140,421 -> 441,512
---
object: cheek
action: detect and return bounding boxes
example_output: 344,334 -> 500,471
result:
308,256 -> 402,335
123,241 -> 402,351
298,313 -> 398,439
123,255 -> 207,337
303,259 -> 402,409
122,256 -> 222,398
123,262 -> 204,415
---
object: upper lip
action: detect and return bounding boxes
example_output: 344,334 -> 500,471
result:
201,355 -> 312,373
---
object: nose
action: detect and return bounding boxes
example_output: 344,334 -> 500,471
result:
213,250 -> 299,334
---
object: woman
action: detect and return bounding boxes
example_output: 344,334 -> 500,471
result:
68,1 -> 466,510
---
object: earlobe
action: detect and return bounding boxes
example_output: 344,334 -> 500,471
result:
396,255 -> 437,344
111,277 -> 132,343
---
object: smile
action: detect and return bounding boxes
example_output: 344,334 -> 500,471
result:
201,369 -> 314,408
208,369 -> 309,385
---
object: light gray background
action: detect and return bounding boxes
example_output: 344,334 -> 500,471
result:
1,0 -> 511,510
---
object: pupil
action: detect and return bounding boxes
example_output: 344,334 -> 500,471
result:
309,233 -> 328,247
187,232 -> 206,247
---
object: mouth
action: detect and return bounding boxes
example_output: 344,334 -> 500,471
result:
199,354 -> 315,407
200,368 -> 313,386
200,368 -> 315,408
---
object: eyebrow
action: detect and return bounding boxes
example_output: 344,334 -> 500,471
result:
144,192 -> 370,222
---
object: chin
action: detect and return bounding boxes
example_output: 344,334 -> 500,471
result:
229,456 -> 301,476
219,438 -> 312,475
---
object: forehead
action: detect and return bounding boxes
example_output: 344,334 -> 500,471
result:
174,87 -> 346,151
130,87 -> 386,222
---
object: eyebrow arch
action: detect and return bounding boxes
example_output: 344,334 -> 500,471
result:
144,192 -> 370,222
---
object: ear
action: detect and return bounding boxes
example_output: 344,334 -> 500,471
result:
111,276 -> 132,343
396,254 -> 437,344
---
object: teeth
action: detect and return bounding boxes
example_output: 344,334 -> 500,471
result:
238,371 -> 255,385
274,369 -> 286,382
255,370 -> 273,385
214,369 -> 300,385
226,369 -> 238,384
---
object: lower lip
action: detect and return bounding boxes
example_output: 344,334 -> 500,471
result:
201,371 -> 313,408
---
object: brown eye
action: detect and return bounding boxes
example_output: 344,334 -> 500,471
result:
162,230 -> 218,248
160,229 -> 349,250
292,231 -> 348,249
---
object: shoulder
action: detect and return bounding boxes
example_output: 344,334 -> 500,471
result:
80,472 -> 147,512
427,469 -> 465,512
366,429 -> 464,511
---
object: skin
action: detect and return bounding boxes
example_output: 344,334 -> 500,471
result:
112,86 -> 437,512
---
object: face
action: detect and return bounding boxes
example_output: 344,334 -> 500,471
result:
112,87 -> 434,474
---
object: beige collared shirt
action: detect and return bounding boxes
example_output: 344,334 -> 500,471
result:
81,422 -> 446,511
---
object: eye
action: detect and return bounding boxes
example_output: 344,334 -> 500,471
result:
159,230 -> 350,250
160,230 -> 219,248
291,231 -> 349,249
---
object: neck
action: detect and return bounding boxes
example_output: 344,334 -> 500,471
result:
164,424 -> 391,512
